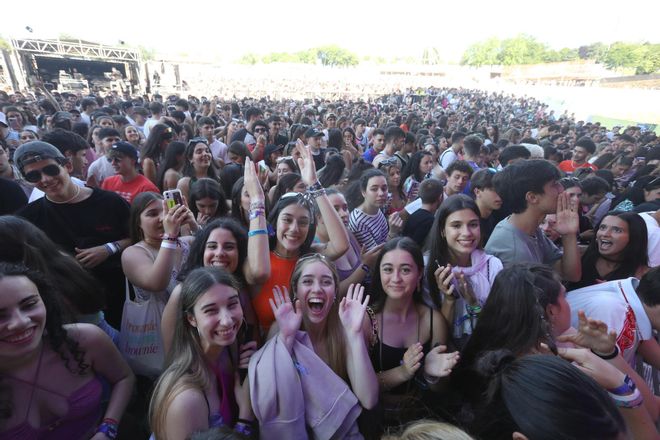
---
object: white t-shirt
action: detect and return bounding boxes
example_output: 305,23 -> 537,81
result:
209,139 -> 228,163
439,148 -> 458,169
142,117 -> 160,139
567,278 -> 651,366
87,156 -> 115,185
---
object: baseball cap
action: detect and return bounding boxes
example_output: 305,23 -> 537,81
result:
108,141 -> 138,159
304,128 -> 324,138
13,141 -> 66,169
264,144 -> 284,157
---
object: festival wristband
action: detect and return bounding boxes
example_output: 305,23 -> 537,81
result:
248,229 -> 268,237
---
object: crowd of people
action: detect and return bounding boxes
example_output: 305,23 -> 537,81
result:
0,84 -> 659,440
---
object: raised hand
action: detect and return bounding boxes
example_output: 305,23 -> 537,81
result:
402,342 -> 424,380
339,283 -> 370,335
554,191 -> 579,236
295,139 -> 318,186
423,345 -> 460,379
162,200 -> 188,237
269,285 -> 302,340
556,310 -> 617,355
360,243 -> 384,270
243,156 -> 265,201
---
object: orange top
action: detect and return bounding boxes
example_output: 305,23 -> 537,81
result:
252,251 -> 298,333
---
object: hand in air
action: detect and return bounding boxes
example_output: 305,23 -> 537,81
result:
339,283 -> 370,335
269,285 -> 302,340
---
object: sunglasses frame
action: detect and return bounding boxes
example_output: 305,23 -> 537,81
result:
24,163 -> 62,183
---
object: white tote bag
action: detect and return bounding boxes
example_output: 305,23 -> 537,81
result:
118,278 -> 165,378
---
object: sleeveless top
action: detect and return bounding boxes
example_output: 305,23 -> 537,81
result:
0,348 -> 103,440
132,240 -> 190,303
252,251 -> 298,334
370,306 -> 434,394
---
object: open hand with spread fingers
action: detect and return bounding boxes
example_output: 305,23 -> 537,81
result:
339,283 -> 370,335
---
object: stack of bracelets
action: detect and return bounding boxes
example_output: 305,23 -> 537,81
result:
592,346 -> 644,409
103,241 -> 122,255
96,418 -> 119,439
160,234 -> 180,250
248,200 -> 268,238
308,181 -> 326,198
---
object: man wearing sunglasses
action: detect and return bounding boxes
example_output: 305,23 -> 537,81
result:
14,141 -> 131,328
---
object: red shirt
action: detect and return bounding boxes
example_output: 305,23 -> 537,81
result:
101,174 -> 159,204
558,160 -> 598,174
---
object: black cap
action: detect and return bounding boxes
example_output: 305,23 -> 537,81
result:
14,141 -> 66,170
264,144 -> 284,157
304,128 -> 324,138
108,141 -> 138,159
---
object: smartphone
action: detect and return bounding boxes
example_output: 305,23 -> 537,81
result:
163,189 -> 183,209
257,160 -> 269,172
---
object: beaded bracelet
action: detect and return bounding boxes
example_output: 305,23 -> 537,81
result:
310,187 -> 327,198
250,201 -> 265,210
608,387 -> 644,409
248,229 -> 268,237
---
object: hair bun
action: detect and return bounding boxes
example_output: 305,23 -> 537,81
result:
474,349 -> 516,379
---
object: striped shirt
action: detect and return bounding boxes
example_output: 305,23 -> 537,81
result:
349,208 -> 389,251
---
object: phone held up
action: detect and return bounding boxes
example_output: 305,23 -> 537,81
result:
163,189 -> 183,209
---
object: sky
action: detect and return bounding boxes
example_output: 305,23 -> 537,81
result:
4,0 -> 659,63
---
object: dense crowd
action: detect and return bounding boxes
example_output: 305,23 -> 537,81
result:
0,84 -> 659,440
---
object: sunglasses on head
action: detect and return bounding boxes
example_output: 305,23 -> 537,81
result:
24,163 -> 61,183
377,157 -> 399,168
188,137 -> 208,146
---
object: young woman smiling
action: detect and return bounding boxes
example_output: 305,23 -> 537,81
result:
369,238 -> 458,428
426,195 -> 503,348
0,263 -> 134,440
162,157 -> 270,353
250,140 -> 349,335
177,138 -> 221,202
267,255 -> 378,410
149,268 -> 257,440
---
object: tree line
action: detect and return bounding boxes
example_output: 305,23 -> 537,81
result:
460,35 -> 660,75
239,45 -> 359,67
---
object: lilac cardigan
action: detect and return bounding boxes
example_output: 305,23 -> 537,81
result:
248,331 -> 363,439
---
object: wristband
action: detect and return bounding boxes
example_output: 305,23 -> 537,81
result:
360,264 -> 370,274
161,234 -> 179,241
608,387 -> 644,409
104,242 -> 119,255
591,345 -> 619,360
96,419 -> 119,439
249,200 -> 266,210
608,374 -> 636,396
248,229 -> 268,237
249,208 -> 265,220
466,304 -> 482,316
160,241 -> 179,250
235,419 -> 254,436
310,187 -> 327,198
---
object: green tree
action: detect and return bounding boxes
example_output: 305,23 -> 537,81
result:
316,45 -> 359,67
461,37 -> 499,67
238,53 -> 259,65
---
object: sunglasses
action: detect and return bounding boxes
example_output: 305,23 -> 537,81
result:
377,157 -> 399,168
24,164 -> 61,183
253,127 -> 267,133
276,156 -> 294,163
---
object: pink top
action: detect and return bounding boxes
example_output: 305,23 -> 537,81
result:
0,348 -> 103,440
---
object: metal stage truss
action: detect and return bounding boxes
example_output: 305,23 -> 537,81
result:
10,38 -> 141,63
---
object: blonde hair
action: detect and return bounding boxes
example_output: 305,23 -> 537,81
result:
290,253 -> 348,380
384,420 -> 474,440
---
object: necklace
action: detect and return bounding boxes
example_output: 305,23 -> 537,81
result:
46,184 -> 81,204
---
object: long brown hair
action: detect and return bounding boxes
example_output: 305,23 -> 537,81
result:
149,268 -> 242,440
289,254 -> 348,381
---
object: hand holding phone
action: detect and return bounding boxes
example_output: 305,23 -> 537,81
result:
163,189 -> 183,210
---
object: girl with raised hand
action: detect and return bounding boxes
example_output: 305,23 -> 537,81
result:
369,237 -> 457,428
162,157 -> 270,353
426,195 -> 503,348
0,263 -> 134,439
267,255 -> 378,409
149,268 -> 257,440
250,140 -> 349,335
